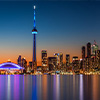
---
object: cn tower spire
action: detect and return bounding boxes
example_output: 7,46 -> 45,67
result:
34,5 -> 36,29
32,5 -> 37,34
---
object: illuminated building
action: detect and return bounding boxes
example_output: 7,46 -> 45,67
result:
81,46 -> 86,70
86,42 -> 92,71
0,62 -> 24,74
72,56 -> 78,61
37,66 -> 42,72
66,54 -> 70,67
87,42 -> 91,58
17,55 -> 21,66
72,56 -> 79,71
41,50 -> 48,72
85,57 -> 91,71
29,61 -> 32,68
54,53 -> 64,69
59,53 -> 63,67
27,61 -> 32,72
97,50 -> 100,59
48,57 -> 57,71
32,6 -> 38,72
54,53 -> 60,69
91,40 -> 99,57
21,58 -> 27,70
91,41 -> 99,69
82,46 -> 85,59
97,50 -> 100,67
41,50 -> 47,66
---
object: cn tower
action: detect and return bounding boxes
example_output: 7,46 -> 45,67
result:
32,5 -> 37,72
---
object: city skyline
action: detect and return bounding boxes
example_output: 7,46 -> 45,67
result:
0,1 -> 100,100
0,1 -> 100,65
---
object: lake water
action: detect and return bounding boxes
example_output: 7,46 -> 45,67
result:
0,75 -> 100,100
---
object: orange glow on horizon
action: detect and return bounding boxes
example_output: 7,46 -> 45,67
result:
0,51 -> 81,66
0,44 -> 82,66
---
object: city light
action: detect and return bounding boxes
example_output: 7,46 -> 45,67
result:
0,62 -> 24,69
34,5 -> 36,9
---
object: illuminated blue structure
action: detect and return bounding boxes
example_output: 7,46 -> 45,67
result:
0,62 -> 24,70
32,5 -> 37,71
32,6 -> 37,35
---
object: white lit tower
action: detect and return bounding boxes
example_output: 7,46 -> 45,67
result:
32,5 -> 38,72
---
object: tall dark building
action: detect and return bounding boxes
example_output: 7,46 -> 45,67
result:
82,46 -> 85,59
42,50 -> 47,61
66,54 -> 70,67
32,6 -> 38,72
60,53 -> 63,67
87,42 -> 91,58
21,58 -> 27,70
97,50 -> 100,64
17,55 -> 21,66
41,50 -> 48,71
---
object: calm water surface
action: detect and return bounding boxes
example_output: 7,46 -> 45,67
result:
0,75 -> 100,100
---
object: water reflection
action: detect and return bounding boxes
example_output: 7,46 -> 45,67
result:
0,75 -> 100,100
7,75 -> 11,100
79,75 -> 83,100
56,75 -> 60,100
42,75 -> 47,100
14,75 -> 20,100
92,75 -> 100,100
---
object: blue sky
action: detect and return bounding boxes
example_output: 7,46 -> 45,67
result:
0,1 -> 100,64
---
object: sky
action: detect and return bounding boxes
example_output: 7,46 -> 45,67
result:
0,0 -> 100,65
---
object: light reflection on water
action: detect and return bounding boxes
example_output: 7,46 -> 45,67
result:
0,75 -> 100,100
79,75 -> 83,100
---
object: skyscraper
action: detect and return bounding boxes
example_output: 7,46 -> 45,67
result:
97,50 -> 100,65
21,58 -> 27,70
91,40 -> 99,57
72,56 -> 79,71
59,53 -> 63,67
87,42 -> 91,58
17,55 -> 21,66
41,50 -> 47,66
32,6 -> 38,72
86,42 -> 91,70
66,54 -> 70,67
81,46 -> 86,70
41,50 -> 48,71
54,53 -> 60,69
82,46 -> 85,59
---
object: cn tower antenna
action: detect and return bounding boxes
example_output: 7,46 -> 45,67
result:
34,5 -> 36,9
33,5 -> 36,28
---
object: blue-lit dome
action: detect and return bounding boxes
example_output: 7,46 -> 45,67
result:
0,62 -> 23,70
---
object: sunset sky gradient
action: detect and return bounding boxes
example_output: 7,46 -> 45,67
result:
0,1 -> 100,65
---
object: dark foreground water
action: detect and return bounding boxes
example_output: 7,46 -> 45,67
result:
0,75 -> 100,100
